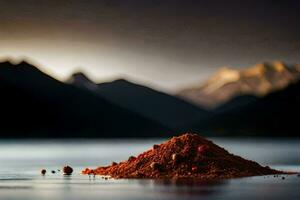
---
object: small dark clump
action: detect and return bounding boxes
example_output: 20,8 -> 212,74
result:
63,166 -> 73,175
41,169 -> 46,175
51,170 -> 56,174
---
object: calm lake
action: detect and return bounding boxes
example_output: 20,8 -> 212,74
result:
0,138 -> 299,200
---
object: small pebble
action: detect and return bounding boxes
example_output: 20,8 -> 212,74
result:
41,169 -> 46,175
63,165 -> 73,175
51,170 -> 56,174
282,177 -> 285,180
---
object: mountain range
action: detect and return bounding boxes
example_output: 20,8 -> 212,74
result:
0,61 -> 171,138
67,72 -> 209,131
177,61 -> 300,109
0,60 -> 299,137
203,80 -> 300,136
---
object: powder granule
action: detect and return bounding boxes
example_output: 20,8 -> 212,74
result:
82,133 -> 285,179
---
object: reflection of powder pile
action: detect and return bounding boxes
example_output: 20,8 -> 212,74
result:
83,133 -> 283,179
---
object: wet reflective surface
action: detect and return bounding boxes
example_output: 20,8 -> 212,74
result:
0,138 -> 299,200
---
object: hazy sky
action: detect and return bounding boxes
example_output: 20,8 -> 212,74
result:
0,0 -> 300,92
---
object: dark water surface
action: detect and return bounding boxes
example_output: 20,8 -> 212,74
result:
0,138 -> 299,200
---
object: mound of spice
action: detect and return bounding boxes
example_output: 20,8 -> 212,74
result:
82,133 -> 284,179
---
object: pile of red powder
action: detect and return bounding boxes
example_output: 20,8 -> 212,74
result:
82,133 -> 284,179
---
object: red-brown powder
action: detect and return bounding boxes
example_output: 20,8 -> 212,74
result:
82,133 -> 285,179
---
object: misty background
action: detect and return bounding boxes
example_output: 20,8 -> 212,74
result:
0,0 -> 299,92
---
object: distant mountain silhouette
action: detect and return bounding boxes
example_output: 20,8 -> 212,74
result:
68,70 -> 300,136
0,61 -> 171,138
1,60 -> 300,138
197,80 -> 300,136
68,73 -> 210,131
178,61 -> 300,109
68,72 -> 98,90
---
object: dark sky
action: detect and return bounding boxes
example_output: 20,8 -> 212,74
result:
0,0 -> 300,92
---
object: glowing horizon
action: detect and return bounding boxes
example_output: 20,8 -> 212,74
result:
1,1 -> 299,92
